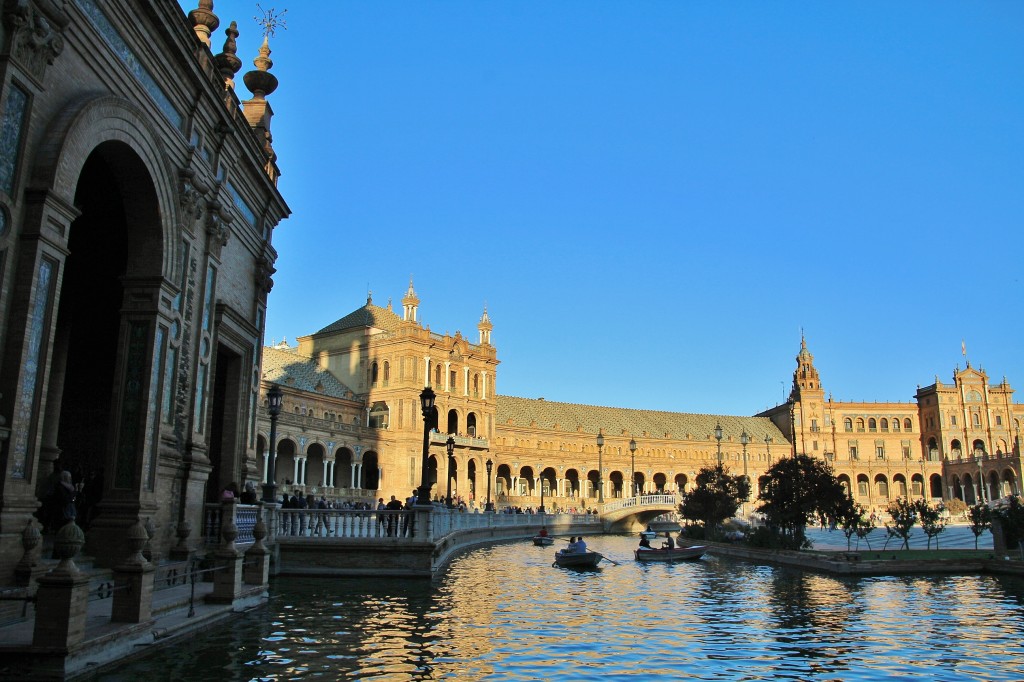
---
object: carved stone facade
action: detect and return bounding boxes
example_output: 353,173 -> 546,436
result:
0,0 -> 289,583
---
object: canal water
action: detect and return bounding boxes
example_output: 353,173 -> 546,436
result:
95,534 -> 1024,681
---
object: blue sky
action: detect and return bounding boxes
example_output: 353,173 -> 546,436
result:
192,1 -> 1024,416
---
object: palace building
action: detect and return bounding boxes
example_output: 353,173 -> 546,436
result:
254,285 -> 1023,513
0,0 -> 289,584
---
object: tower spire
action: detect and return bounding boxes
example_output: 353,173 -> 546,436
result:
478,305 -> 493,346
401,277 -> 420,322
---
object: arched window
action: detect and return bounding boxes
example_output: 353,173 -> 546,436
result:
903,418 -> 912,431
973,439 -> 986,456
880,418 -> 889,431
973,412 -> 981,426
383,361 -> 390,385
868,418 -> 877,431
856,418 -> 865,432
434,364 -> 442,386
875,475 -> 889,499
844,418 -> 853,432
951,439 -> 962,457
892,418 -> 900,432
371,361 -> 379,386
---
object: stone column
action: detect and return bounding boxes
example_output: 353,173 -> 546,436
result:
208,499 -> 243,604
350,463 -> 357,488
111,519 -> 156,623
33,522 -> 90,648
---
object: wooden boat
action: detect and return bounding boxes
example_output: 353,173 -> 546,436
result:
634,545 -> 707,562
553,549 -> 603,568
533,535 -> 554,546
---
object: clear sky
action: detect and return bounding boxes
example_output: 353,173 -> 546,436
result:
193,1 -> 1023,417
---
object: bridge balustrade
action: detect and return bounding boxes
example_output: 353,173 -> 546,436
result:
600,494 -> 679,515
273,508 -> 598,542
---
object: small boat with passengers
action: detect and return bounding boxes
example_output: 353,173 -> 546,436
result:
634,545 -> 707,562
553,548 -> 603,568
639,530 -> 658,541
533,535 -> 554,546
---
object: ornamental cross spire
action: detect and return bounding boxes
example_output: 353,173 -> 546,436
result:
254,4 -> 287,39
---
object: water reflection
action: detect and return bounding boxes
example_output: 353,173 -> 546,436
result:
96,535 -> 1024,681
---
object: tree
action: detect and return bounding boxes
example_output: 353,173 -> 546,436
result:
679,464 -> 750,538
915,500 -> 946,550
945,498 -> 968,519
992,496 -> 1024,559
885,498 -> 918,550
967,503 -> 991,550
756,454 -> 849,549
838,501 -> 874,551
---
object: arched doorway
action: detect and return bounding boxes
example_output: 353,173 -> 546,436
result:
45,141 -> 165,525
363,451 -> 380,491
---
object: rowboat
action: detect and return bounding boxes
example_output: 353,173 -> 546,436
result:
553,549 -> 603,568
634,545 -> 707,562
533,535 -> 554,546
640,530 -> 658,541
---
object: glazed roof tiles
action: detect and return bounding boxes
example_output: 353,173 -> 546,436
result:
314,302 -> 404,336
262,346 -> 354,399
496,395 -> 787,444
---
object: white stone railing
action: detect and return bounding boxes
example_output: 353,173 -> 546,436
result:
273,507 -> 599,542
599,494 -> 679,515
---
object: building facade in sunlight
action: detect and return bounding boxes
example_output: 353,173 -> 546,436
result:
0,0 -> 289,582
255,286 -> 1021,512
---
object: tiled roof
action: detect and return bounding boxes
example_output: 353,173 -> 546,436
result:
314,303 -> 404,336
261,346 -> 354,399
496,395 -> 787,444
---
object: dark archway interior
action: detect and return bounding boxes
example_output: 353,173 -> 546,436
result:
54,150 -> 129,493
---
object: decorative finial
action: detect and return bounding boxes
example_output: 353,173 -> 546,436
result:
254,4 -> 287,39
214,21 -> 242,89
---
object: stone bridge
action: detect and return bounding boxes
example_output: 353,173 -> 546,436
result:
207,496 -> 680,578
598,494 -> 681,531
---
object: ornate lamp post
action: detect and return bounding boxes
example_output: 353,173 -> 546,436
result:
629,437 -> 638,497
261,384 -> 283,503
740,429 -> 750,516
715,421 -> 723,466
445,436 -> 455,508
416,387 -> 437,505
596,429 -> 605,503
485,459 -> 494,511
764,434 -> 772,466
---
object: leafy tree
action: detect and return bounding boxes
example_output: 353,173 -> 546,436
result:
678,464 -> 750,538
992,496 -> 1024,559
885,499 -> 918,550
915,500 -> 946,550
756,454 -> 848,548
967,503 -> 992,550
838,501 -> 874,551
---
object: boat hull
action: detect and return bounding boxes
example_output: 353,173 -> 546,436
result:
553,550 -> 603,568
634,546 -> 707,562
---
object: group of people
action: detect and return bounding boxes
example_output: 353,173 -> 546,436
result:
638,529 -> 676,550
565,536 -> 589,553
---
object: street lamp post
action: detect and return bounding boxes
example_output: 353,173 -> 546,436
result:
740,429 -> 750,516
485,459 -> 494,512
538,466 -> 545,514
261,384 -> 283,503
445,436 -> 455,508
764,434 -> 772,466
715,421 -> 723,466
416,387 -> 437,506
596,429 -> 605,503
629,437 -> 637,497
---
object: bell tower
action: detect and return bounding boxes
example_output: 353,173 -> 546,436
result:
790,333 -> 826,456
